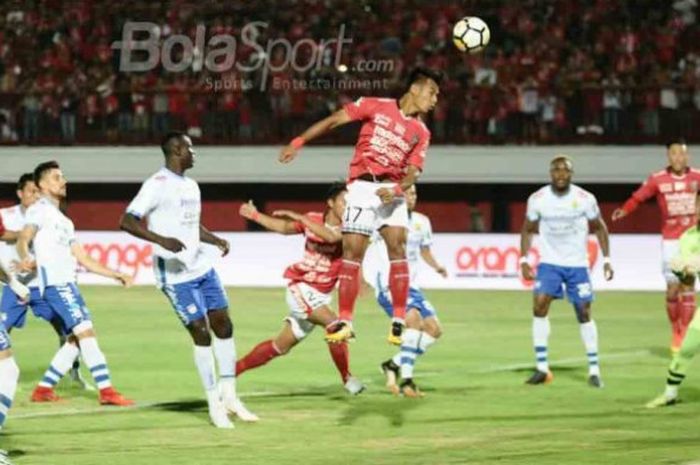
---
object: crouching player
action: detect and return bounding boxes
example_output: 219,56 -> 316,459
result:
236,183 -> 365,394
363,185 -> 446,397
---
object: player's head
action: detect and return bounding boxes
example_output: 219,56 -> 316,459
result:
405,185 -> 418,212
406,67 -> 442,114
161,131 -> 195,170
549,155 -> 573,192
666,139 -> 689,173
325,181 -> 347,220
34,160 -> 67,199
17,172 -> 39,208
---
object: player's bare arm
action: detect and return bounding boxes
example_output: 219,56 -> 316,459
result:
420,246 -> 447,277
279,109 -> 353,163
520,218 -> 538,280
239,200 -> 299,234
590,217 -> 614,281
376,165 -> 422,205
199,225 -> 229,257
273,210 -> 342,243
0,229 -> 18,243
15,224 -> 37,272
119,213 -> 186,253
71,242 -> 133,287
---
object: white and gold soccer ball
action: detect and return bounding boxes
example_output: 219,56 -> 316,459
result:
453,16 -> 490,54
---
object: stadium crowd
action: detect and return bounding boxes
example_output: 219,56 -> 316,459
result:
0,0 -> 698,145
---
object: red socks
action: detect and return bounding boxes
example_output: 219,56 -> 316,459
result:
327,341 -> 351,383
667,296 -> 681,348
338,260 -> 361,321
679,292 -> 697,343
235,340 -> 282,376
389,260 -> 410,321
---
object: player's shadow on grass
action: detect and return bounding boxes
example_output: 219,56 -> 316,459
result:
150,400 -> 208,413
510,365 -> 580,381
648,346 -> 676,359
337,397 -> 422,428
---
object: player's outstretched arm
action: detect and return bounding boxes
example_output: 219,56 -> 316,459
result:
239,201 -> 299,234
71,242 -> 133,287
119,213 -> 186,253
0,229 -> 18,243
612,176 -> 657,222
273,210 -> 342,243
279,109 -> 352,163
519,219 -> 538,281
590,217 -> 614,280
420,247 -> 447,277
15,225 -> 37,272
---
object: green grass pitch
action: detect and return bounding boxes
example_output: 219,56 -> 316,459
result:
2,287 -> 700,465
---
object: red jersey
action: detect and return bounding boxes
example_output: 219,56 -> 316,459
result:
343,97 -> 430,182
0,214 -> 4,236
622,167 -> 700,239
283,212 -> 342,294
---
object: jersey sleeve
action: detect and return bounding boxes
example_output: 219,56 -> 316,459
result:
407,128 -> 430,170
584,194 -> 601,220
24,204 -> 46,230
343,97 -> 383,121
525,194 -> 540,222
622,174 -> 658,213
126,178 -> 161,219
420,216 -> 434,248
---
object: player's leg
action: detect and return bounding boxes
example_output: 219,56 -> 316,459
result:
647,307 -> 700,407
527,264 -> 561,384
565,267 -> 601,387
44,284 -> 133,406
0,328 -> 19,432
236,321 -> 299,376
663,240 -> 687,353
46,311 -> 93,391
677,280 -> 696,351
31,333 -> 80,402
379,225 -> 409,345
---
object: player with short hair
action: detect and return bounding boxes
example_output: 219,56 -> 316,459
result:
120,132 -> 256,428
520,156 -> 614,387
0,173 -> 91,392
363,185 -> 446,397
16,161 -> 133,406
612,140 -> 700,354
280,67 -> 442,345
235,183 -> 364,394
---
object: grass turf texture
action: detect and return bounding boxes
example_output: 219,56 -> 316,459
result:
2,287 -> 700,465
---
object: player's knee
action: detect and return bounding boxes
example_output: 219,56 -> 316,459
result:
211,317 -> 233,339
428,325 -> 442,339
574,304 -> 591,323
385,243 -> 406,260
189,321 -> 212,346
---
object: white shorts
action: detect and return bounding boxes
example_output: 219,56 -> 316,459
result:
284,282 -> 332,340
662,239 -> 680,284
342,180 -> 409,236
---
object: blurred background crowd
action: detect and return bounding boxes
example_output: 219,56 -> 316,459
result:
0,0 -> 697,145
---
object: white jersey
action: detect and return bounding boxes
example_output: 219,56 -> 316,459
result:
526,184 -> 600,268
25,197 -> 78,288
0,205 -> 38,287
126,167 -> 211,286
363,211 -> 434,290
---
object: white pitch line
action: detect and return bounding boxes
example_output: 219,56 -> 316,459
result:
8,349 -> 652,421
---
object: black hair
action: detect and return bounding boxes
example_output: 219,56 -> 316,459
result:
161,131 -> 187,156
325,181 -> 347,201
407,67 -> 443,90
17,172 -> 34,191
666,139 -> 687,149
33,160 -> 60,188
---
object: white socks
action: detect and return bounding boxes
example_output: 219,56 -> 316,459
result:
399,328 -> 421,379
533,317 -> 550,373
212,336 -> 237,400
38,342 -> 80,388
0,357 -> 20,428
579,321 -> 600,376
193,345 -> 217,392
80,337 -> 112,390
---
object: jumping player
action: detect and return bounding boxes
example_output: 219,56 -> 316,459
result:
280,67 -> 442,345
612,140 -> 700,354
363,185 -> 446,397
520,156 -> 614,387
16,161 -> 133,406
120,132 -> 256,428
235,183 -> 364,394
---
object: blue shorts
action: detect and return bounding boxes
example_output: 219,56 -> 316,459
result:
43,283 -> 92,332
534,263 -> 594,305
377,287 -> 437,319
161,268 -> 229,326
0,286 -> 60,332
0,320 -> 10,351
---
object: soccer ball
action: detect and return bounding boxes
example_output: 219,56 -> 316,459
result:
453,16 -> 490,54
